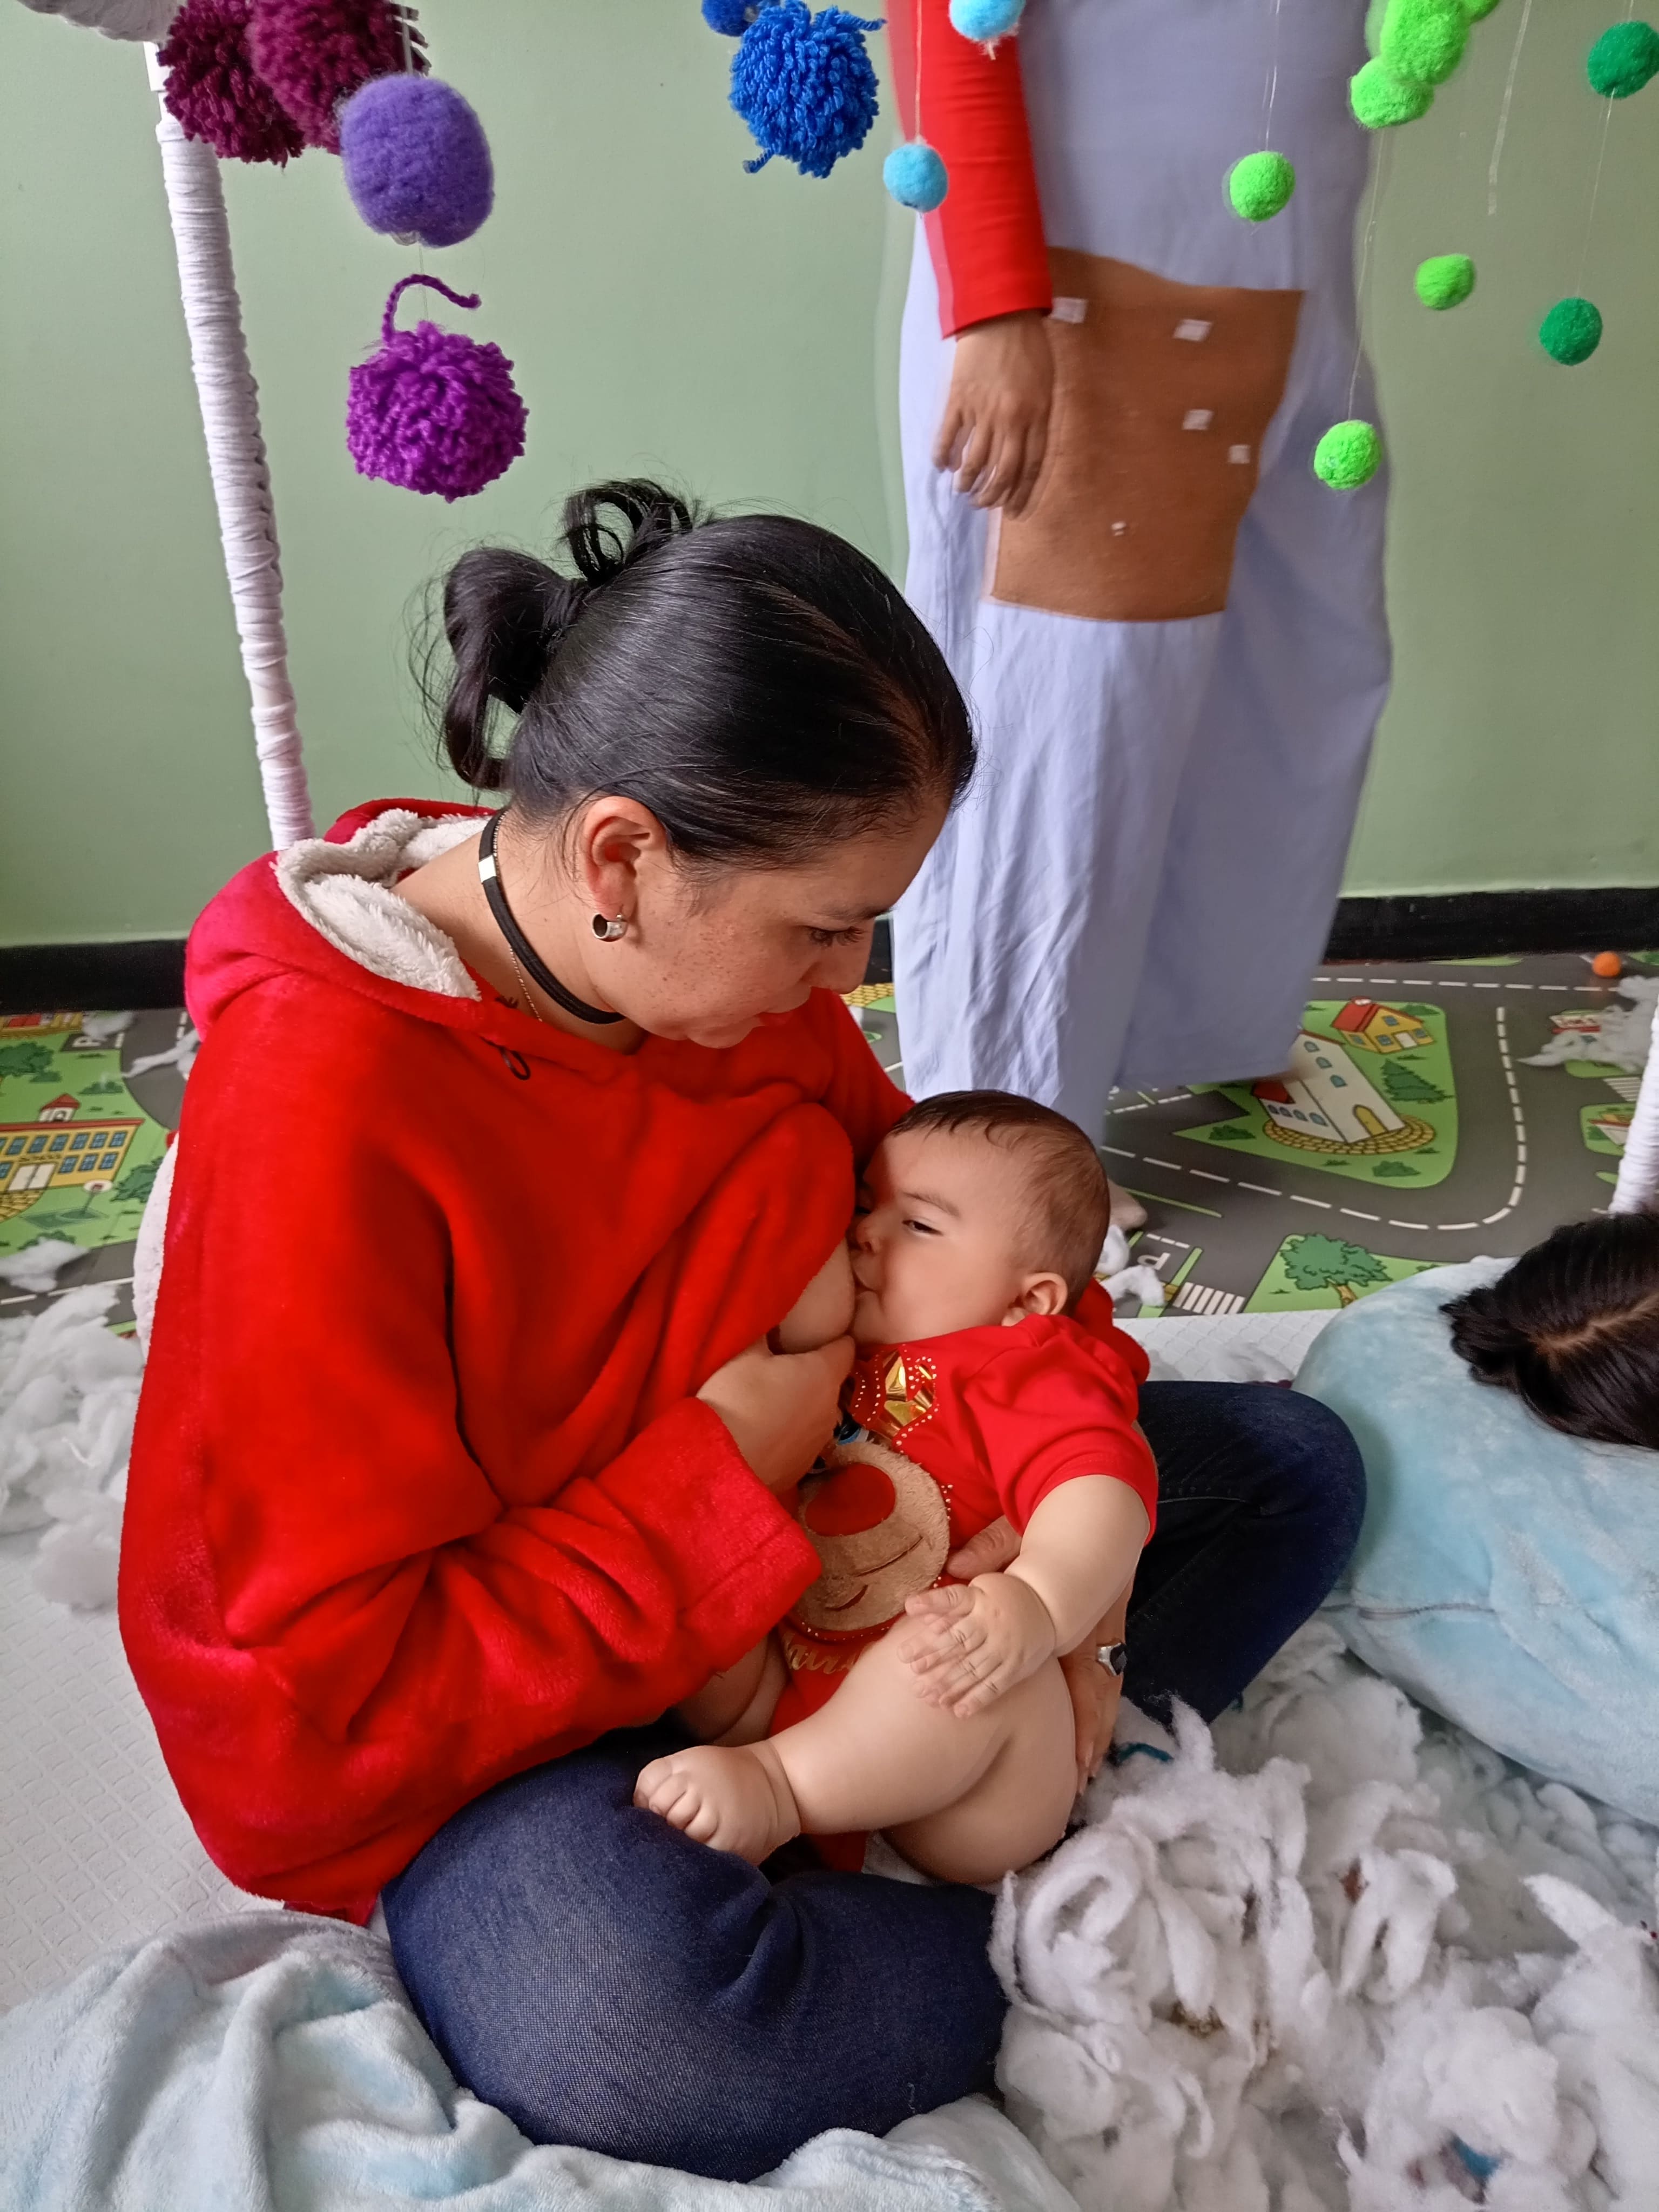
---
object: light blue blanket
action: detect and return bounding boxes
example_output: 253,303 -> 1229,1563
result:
0,1911 -> 1073,2212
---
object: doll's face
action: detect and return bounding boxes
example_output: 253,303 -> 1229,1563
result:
790,1437 -> 950,1635
849,1125 -> 1068,1347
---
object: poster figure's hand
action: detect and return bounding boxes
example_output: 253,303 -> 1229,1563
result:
893,1573 -> 1057,1718
933,310 -> 1053,516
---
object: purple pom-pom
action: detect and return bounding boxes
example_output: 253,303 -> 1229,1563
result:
339,73 -> 493,246
158,0 -> 306,165
347,275 -> 527,501
248,0 -> 424,153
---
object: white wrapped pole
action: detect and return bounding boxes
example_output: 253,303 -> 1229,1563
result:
144,46 -> 314,849
1610,1030 -> 1659,1212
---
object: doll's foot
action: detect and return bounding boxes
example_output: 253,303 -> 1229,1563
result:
634,1741 -> 802,1863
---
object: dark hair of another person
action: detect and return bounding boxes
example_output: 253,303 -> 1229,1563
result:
1442,1210 -> 1659,1450
887,1090 -> 1112,1309
431,479 -> 974,865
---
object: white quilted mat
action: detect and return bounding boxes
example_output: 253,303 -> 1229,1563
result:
1118,1306 -> 1335,1380
0,1533 -> 258,2013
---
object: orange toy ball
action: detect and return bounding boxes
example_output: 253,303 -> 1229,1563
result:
1591,952 -> 1623,978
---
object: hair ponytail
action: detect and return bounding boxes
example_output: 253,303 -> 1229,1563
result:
429,476 -> 974,858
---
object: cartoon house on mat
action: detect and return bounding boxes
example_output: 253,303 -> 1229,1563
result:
0,1095 -> 143,1219
1331,1000 -> 1433,1054
1253,1033 -> 1407,1146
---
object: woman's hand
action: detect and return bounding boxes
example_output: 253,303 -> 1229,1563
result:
948,1518 -> 1129,1791
697,1337 -> 853,1496
1058,1629 -> 1124,1796
933,309 -> 1054,516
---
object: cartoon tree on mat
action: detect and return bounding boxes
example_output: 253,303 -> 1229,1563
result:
1205,1122 -> 1252,1141
1373,1159 -> 1419,1177
1282,1233 -> 1391,1306
0,1043 -> 56,1084
113,1157 -> 161,1211
1381,1061 -> 1447,1104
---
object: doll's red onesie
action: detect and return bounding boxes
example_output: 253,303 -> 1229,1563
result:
773,1313 -> 1157,1733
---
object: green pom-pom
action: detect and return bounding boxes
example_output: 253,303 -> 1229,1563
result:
1350,57 -> 1436,126
1313,420 -> 1384,489
1228,150 -> 1296,222
1539,296 -> 1603,365
1462,0 -> 1502,17
1380,0 -> 1469,84
1415,252 -> 1476,308
1587,20 -> 1659,97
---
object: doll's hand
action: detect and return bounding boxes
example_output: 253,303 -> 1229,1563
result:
892,1574 -> 1058,1718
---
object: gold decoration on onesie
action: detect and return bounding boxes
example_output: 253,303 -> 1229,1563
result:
848,1348 -> 938,1445
990,250 -> 1304,623
786,1435 -> 951,1643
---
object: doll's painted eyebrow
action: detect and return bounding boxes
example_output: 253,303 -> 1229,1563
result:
898,1188 -> 961,1219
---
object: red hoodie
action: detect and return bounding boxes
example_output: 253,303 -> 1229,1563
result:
119,800 -> 896,1918
120,799 -> 1147,1919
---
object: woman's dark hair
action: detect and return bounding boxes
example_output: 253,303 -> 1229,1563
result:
1442,1210 -> 1659,1449
433,479 -> 974,864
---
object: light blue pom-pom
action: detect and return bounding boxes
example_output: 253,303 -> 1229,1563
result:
884,139 -> 948,210
949,0 -> 1025,38
731,1 -> 881,178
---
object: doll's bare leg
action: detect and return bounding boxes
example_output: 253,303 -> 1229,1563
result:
637,1630 -> 1077,1883
675,1634 -> 789,1746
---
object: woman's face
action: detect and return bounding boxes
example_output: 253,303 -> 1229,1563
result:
602,800 -> 947,1049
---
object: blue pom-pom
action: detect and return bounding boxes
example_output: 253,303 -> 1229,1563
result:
730,0 -> 881,178
703,0 -> 761,33
948,0 -> 1025,39
339,76 -> 493,248
884,139 -> 948,209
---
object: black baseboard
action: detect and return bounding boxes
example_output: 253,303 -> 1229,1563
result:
1324,887 -> 1659,963
2,888 -> 1653,1015
0,939 -> 187,1014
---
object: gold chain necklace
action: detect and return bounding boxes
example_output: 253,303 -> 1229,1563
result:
505,945 -> 548,1025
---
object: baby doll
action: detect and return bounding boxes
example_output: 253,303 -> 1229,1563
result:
1443,1209 -> 1659,1449
635,1090 -> 1157,1886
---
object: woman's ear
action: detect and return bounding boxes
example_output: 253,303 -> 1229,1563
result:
1003,1272 -> 1069,1324
575,795 -> 666,918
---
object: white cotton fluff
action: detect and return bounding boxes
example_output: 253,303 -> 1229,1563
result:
1522,978 -> 1656,1074
0,1286 -> 140,1607
0,1240 -> 86,1296
1097,1225 -> 1169,1312
996,1622 -> 1659,2210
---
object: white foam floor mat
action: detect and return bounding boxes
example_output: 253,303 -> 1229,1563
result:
0,1533 -> 258,2013
0,1311 -> 1338,2016
1118,1306 -> 1335,1380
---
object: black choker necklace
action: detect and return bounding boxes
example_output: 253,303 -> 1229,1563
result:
478,812 -> 624,1027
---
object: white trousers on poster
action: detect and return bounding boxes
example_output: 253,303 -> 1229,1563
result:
894,0 -> 1392,1132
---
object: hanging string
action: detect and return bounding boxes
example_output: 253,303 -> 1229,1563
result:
1260,0 -> 1283,150
1486,0 -> 1534,218
1346,133 -> 1391,415
1576,0 -> 1636,289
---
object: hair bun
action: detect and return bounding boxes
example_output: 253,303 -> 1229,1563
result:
561,481 -> 700,591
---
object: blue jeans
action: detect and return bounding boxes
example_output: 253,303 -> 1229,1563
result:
384,1382 -> 1363,2180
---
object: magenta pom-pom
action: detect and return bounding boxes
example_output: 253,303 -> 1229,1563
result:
347,275 -> 527,501
159,0 -> 306,163
339,73 -> 493,246
248,0 -> 424,152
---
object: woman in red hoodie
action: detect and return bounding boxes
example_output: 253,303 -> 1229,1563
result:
122,481 -> 1364,2181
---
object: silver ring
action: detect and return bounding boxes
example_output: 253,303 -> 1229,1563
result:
1095,1641 -> 1128,1676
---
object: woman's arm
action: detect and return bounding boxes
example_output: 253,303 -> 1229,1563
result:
120,1009 -> 826,1919
887,0 -> 1050,336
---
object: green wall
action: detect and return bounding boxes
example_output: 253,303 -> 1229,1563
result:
1,0 -> 1655,947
